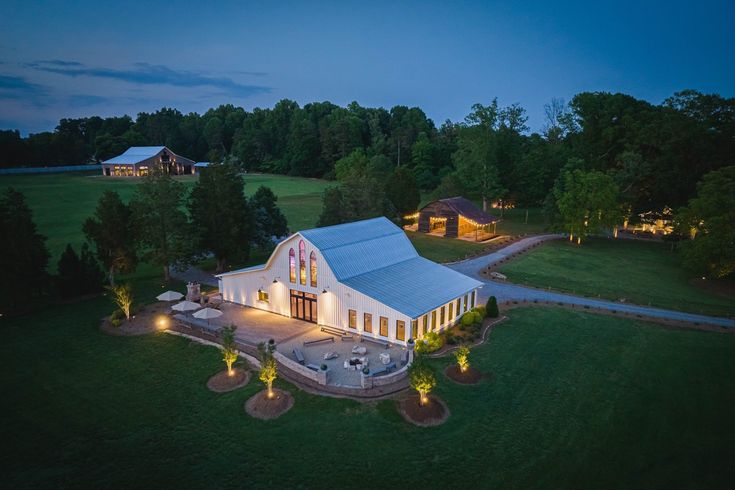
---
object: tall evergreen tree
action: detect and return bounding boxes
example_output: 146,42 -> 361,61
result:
83,190 -> 138,286
188,163 -> 252,273
131,168 -> 191,281
250,186 -> 288,248
0,188 -> 49,310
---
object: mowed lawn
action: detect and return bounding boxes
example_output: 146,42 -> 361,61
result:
1,302 -> 733,488
0,172 -> 331,267
498,238 -> 735,317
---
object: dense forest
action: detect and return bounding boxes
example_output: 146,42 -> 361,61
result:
1,90 -> 733,214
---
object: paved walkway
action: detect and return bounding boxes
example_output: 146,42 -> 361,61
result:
447,235 -> 735,329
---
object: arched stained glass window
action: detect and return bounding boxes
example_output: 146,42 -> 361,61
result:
299,240 -> 306,285
289,248 -> 296,283
310,251 -> 317,287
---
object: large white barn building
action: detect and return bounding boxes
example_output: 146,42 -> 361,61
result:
217,217 -> 483,346
101,146 -> 195,176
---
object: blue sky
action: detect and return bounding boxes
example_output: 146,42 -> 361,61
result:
1,0 -> 733,135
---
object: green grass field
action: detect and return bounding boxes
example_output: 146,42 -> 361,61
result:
495,207 -> 547,236
406,230 -> 487,263
2,300 -> 733,488
1,171 -> 496,267
0,172 -> 331,268
498,238 -> 735,317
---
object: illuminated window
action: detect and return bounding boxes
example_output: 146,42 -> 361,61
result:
257,290 -> 269,302
448,302 -> 454,321
348,309 -> 356,329
440,306 -> 445,325
463,295 -> 468,312
310,251 -> 317,287
422,315 -> 428,335
364,313 -> 372,333
411,319 -> 418,339
431,310 -> 437,330
456,298 -> 461,316
379,316 -> 388,337
299,240 -> 306,285
289,248 -> 296,283
396,320 -> 405,341
471,291 -> 476,308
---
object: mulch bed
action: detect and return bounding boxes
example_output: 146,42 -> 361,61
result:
100,302 -> 172,336
397,394 -> 450,427
245,388 -> 294,420
207,368 -> 251,393
444,364 -> 483,384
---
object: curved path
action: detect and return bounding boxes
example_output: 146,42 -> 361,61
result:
448,235 -> 735,329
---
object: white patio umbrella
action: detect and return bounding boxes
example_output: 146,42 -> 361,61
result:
193,307 -> 223,325
157,290 -> 184,302
171,300 -> 201,315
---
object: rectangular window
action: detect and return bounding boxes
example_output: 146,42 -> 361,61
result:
422,315 -> 428,335
463,295 -> 468,312
431,310 -> 437,330
440,306 -> 445,326
396,320 -> 405,341
456,298 -> 461,316
348,309 -> 356,329
411,319 -> 418,339
379,316 -> 388,337
471,290 -> 476,308
257,290 -> 269,302
364,313 -> 372,333
448,302 -> 454,322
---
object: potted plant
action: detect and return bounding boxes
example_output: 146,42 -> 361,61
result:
362,367 -> 370,375
320,363 -> 328,371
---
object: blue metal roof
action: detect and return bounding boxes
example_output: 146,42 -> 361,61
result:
342,256 -> 482,318
101,146 -> 166,165
302,217 -> 482,317
194,162 -> 210,167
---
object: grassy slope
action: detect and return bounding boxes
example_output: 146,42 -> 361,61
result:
1,304 -> 733,488
498,238 -> 735,317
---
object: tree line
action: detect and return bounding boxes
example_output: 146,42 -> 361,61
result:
2,90 -> 731,214
0,163 -> 288,313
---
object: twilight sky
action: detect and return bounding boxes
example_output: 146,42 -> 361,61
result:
1,0 -> 733,135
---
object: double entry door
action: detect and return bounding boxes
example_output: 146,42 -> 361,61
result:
290,289 -> 317,323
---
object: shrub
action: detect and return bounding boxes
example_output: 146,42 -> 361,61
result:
461,312 -> 476,328
486,296 -> 499,318
420,331 -> 444,353
474,305 -> 486,317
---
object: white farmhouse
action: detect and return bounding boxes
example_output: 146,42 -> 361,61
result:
217,217 -> 483,345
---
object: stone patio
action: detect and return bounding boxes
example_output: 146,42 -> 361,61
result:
178,302 -> 408,388
278,328 -> 407,388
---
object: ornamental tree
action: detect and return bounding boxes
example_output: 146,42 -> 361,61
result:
408,358 -> 436,406
107,283 -> 133,321
258,342 -> 278,398
455,345 -> 470,373
220,325 -> 238,376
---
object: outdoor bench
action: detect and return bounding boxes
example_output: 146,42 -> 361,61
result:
304,336 -> 334,346
293,348 -> 305,364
